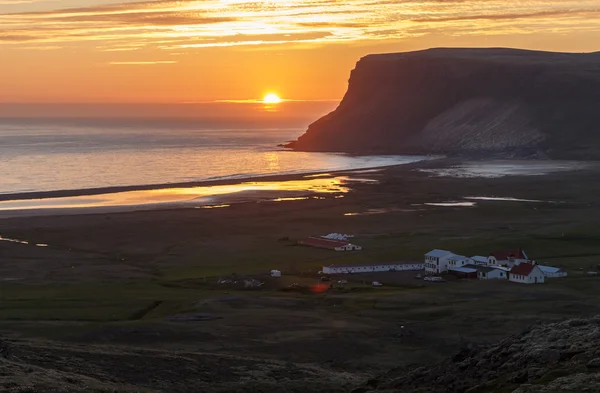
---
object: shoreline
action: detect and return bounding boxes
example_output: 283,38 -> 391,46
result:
0,159 -> 436,203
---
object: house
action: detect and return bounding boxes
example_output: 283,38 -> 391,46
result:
538,265 -> 568,278
448,255 -> 473,269
270,270 -> 282,277
471,256 -> 489,265
488,249 -> 528,267
448,266 -> 478,279
424,249 -> 455,274
509,263 -> 545,284
476,265 -> 508,280
298,237 -> 362,251
322,261 -> 424,275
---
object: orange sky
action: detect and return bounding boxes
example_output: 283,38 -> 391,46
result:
1,0 -> 600,104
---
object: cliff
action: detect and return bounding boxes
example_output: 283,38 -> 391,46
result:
287,48 -> 600,159
355,316 -> 600,393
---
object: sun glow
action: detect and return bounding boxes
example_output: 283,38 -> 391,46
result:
263,93 -> 282,104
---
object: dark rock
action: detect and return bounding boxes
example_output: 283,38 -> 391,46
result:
289,48 -> 600,159
587,358 -> 600,368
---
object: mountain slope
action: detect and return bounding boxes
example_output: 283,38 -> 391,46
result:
287,48 -> 600,159
355,316 -> 600,393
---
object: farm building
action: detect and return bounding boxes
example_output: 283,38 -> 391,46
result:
448,255 -> 473,270
538,265 -> 568,278
298,237 -> 362,251
471,256 -> 489,265
448,266 -> 478,279
509,263 -> 545,284
488,249 -> 528,267
424,249 -> 456,274
476,266 -> 508,280
322,261 -> 424,275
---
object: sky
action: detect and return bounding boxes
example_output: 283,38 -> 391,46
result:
1,0 -> 600,106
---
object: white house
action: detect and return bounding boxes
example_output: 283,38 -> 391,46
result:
448,255 -> 473,270
488,249 -> 528,267
471,256 -> 489,265
476,266 -> 508,280
270,270 -> 282,277
509,263 -> 545,284
424,249 -> 455,274
322,261 -> 424,275
538,265 -> 568,278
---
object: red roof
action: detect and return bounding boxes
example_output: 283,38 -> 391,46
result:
490,249 -> 526,261
510,263 -> 536,276
298,237 -> 349,249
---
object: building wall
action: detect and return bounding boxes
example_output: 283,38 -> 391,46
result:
509,267 -> 545,284
323,263 -> 424,274
489,256 -> 527,267
478,269 -> 507,280
425,255 -> 452,274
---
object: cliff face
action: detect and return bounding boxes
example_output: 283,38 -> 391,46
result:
288,48 -> 600,159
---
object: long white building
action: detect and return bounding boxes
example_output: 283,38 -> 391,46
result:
322,261 -> 423,275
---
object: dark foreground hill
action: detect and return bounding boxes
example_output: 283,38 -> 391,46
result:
356,316 -> 600,393
286,48 -> 600,159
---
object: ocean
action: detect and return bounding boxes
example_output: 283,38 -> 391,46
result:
0,116 -> 423,195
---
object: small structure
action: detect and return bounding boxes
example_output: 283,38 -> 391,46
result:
509,263 -> 545,284
471,256 -> 489,265
448,266 -> 478,279
448,255 -> 473,270
298,236 -> 362,251
270,270 -> 282,278
538,265 -> 567,278
488,249 -> 528,267
322,261 -> 423,275
424,249 -> 456,274
476,265 -> 508,280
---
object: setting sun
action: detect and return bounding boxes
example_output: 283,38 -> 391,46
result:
263,93 -> 282,104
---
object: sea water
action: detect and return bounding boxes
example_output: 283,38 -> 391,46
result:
0,116 -> 424,195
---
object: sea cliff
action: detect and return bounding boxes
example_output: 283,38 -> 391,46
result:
287,48 -> 600,159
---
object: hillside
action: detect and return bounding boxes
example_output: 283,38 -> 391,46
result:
286,48 -> 600,159
357,316 -> 600,393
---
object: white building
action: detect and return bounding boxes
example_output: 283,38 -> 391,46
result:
270,270 -> 282,277
424,249 -> 455,274
322,262 -> 424,275
488,249 -> 528,267
471,256 -> 489,265
538,265 -> 568,278
476,266 -> 508,280
509,263 -> 545,284
448,255 -> 473,270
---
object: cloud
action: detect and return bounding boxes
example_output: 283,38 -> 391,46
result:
1,0 -> 600,49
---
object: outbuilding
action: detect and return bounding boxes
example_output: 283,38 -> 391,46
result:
476,266 -> 508,280
509,263 -> 545,284
322,261 -> 424,275
538,265 -> 568,278
448,266 -> 477,279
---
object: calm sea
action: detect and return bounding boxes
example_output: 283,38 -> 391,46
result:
0,117 -> 423,195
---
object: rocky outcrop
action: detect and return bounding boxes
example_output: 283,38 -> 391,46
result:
287,48 -> 600,159
358,316 -> 600,393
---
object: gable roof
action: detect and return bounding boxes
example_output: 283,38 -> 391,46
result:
510,263 -> 536,276
490,249 -> 527,261
425,249 -> 453,258
537,265 -> 564,274
471,256 -> 488,263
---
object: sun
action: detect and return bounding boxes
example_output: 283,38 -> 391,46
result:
263,93 -> 282,104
